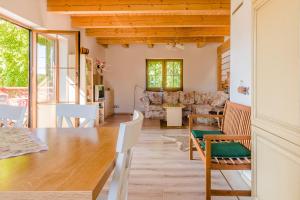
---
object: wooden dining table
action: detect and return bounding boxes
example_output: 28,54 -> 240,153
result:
0,127 -> 119,200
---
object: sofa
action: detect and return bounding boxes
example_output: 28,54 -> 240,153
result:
140,91 -> 229,122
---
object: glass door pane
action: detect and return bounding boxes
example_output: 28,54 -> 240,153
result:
58,34 -> 77,104
36,33 -> 57,128
37,34 -> 56,103
0,18 -> 30,127
33,31 -> 79,128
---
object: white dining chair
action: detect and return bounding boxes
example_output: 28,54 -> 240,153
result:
0,104 -> 26,128
106,110 -> 144,200
56,104 -> 98,128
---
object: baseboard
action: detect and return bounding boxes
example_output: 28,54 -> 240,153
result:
113,112 -> 132,115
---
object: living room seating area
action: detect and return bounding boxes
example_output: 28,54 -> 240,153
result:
141,91 -> 229,122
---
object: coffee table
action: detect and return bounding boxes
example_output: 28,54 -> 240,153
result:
163,103 -> 185,126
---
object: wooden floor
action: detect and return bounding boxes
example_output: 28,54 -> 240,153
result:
99,114 -> 251,200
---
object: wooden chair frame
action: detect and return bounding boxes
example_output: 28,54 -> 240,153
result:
189,101 -> 251,200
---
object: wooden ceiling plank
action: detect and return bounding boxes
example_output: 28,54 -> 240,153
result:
96,37 -> 224,44
71,15 -> 230,28
47,0 -> 230,15
87,27 -> 229,37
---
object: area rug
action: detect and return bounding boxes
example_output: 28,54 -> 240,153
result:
161,134 -> 189,152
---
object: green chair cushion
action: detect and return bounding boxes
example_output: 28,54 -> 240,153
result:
200,142 -> 251,158
191,130 -> 223,139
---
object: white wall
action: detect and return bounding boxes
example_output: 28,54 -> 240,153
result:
0,0 -> 43,27
230,0 -> 253,185
0,0 -> 105,61
104,44 -> 219,113
230,0 -> 252,106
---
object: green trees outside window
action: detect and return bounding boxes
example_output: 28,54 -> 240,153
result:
146,60 -> 163,89
146,59 -> 183,91
0,18 -> 29,87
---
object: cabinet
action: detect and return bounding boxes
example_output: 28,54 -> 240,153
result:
70,54 -> 114,125
252,0 -> 300,199
85,57 -> 94,103
104,89 -> 114,118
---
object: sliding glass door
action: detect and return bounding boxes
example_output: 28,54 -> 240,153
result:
0,18 -> 30,126
32,31 -> 79,128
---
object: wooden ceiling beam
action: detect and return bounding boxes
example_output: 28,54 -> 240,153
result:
121,44 -> 130,48
96,37 -> 224,45
197,42 -> 207,48
101,44 -> 109,48
71,15 -> 230,28
47,0 -> 230,15
87,27 -> 229,37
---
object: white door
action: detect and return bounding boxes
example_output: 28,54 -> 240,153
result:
253,0 -> 300,199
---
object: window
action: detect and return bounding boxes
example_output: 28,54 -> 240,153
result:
146,59 -> 183,91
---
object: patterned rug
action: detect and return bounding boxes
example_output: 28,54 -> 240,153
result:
161,134 -> 189,152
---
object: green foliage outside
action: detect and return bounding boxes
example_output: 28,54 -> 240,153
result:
147,60 -> 182,90
165,61 -> 181,88
0,19 -> 29,87
37,35 -> 55,85
147,60 -> 163,89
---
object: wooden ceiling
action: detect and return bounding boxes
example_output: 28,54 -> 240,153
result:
47,0 -> 230,48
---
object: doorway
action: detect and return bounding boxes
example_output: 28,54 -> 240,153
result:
0,18 -> 30,126
31,31 -> 80,128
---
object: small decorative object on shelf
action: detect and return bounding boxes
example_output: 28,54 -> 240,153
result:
80,47 -> 89,54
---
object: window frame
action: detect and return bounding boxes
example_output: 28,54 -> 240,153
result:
146,59 -> 183,92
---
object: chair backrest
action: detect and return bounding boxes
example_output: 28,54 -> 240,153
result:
108,110 -> 144,200
0,105 -> 26,128
56,104 -> 98,128
222,101 -> 251,149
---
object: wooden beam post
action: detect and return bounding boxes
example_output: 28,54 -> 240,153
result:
122,44 -> 129,48
197,42 -> 207,48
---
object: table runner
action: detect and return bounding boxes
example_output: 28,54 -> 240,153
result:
0,129 -> 48,159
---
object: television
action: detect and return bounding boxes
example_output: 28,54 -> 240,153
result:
94,85 -> 105,102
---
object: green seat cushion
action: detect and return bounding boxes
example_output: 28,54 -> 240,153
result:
191,130 -> 223,139
200,142 -> 251,158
